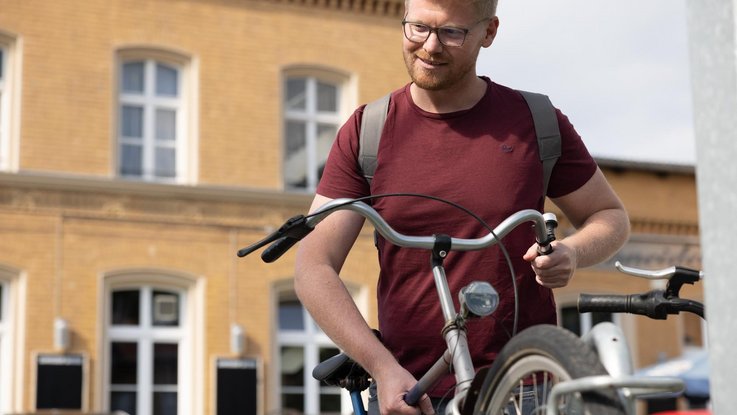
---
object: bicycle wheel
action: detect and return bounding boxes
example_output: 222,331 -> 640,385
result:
471,324 -> 625,415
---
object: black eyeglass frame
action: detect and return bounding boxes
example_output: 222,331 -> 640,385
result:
401,18 -> 490,47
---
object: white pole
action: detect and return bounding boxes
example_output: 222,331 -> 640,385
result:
685,0 -> 737,412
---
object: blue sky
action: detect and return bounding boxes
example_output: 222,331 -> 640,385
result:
477,0 -> 695,165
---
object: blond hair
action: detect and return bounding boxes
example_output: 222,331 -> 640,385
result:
405,0 -> 498,18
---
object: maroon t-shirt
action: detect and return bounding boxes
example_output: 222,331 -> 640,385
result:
316,78 -> 597,396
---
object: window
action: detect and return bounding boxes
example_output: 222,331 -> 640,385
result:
0,33 -> 19,172
0,280 -> 6,412
0,267 -> 21,414
0,46 -> 5,168
117,50 -> 195,184
107,286 -> 187,415
560,305 -> 613,336
283,74 -> 344,191
277,297 -> 344,414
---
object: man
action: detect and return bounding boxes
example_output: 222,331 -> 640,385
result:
294,0 -> 630,414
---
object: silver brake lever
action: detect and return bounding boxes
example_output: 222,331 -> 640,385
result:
614,261 -> 677,280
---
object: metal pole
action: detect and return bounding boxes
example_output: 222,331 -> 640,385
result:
685,0 -> 737,412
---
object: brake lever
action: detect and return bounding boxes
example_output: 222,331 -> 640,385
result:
236,214 -> 312,258
237,232 -> 282,258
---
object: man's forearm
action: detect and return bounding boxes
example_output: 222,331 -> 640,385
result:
294,263 -> 397,377
563,207 -> 630,268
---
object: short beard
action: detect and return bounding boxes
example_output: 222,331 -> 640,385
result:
404,52 -> 476,91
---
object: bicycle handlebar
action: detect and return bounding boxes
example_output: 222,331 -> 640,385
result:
238,198 -> 559,262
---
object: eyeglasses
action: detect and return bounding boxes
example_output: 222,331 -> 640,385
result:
401,18 -> 489,47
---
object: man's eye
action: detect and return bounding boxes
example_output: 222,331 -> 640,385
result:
411,24 -> 430,33
440,28 -> 465,39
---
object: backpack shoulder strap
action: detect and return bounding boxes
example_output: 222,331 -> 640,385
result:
518,90 -> 562,198
358,93 -> 391,185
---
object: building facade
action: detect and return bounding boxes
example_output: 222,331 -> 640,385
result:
0,1 -> 701,414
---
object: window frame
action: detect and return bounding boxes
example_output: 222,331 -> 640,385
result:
281,66 -> 353,192
0,277 -> 7,413
272,279 -> 367,415
0,32 -> 20,172
0,265 -> 23,414
276,296 -> 343,413
0,44 -> 5,168
115,48 -> 198,185
101,271 -> 203,415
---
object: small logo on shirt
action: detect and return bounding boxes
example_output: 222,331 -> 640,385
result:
500,144 -> 514,153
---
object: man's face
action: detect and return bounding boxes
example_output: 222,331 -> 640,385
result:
402,0 -> 497,91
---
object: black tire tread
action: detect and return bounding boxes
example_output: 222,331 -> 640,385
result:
471,324 -> 625,415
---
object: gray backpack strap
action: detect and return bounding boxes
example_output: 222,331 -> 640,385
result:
518,90 -> 562,198
358,93 -> 391,185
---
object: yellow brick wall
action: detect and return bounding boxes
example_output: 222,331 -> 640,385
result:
0,179 -> 384,413
0,0 -> 406,186
0,1 -> 402,410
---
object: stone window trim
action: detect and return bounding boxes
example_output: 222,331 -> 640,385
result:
0,31 -> 22,172
0,264 -> 24,414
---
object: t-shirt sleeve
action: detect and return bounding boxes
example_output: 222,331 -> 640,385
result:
545,108 -> 598,198
315,107 -> 372,199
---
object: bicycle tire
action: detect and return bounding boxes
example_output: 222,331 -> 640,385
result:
471,324 -> 625,415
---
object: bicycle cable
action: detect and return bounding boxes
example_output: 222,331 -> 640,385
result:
304,192 -> 522,336
435,378 -> 473,412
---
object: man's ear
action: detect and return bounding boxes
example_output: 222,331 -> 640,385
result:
482,16 -> 500,48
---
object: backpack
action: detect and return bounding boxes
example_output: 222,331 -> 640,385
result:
358,90 -> 562,198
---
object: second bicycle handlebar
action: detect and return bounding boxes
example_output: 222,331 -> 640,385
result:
577,261 -> 705,319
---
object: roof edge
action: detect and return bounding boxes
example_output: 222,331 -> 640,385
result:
595,157 -> 695,175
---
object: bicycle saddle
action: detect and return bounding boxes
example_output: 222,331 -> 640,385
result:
312,352 -> 371,392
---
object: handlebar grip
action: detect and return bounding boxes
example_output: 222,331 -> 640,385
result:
537,243 -> 554,256
578,292 -> 670,319
403,385 -> 422,407
536,213 -> 558,255
261,236 -> 301,263
578,293 -> 633,314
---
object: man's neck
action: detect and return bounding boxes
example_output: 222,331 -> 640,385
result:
410,76 -> 488,114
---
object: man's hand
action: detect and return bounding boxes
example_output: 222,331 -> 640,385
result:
375,364 -> 435,415
523,240 -> 577,288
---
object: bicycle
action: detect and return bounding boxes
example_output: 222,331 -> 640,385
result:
574,261 -> 706,414
238,195 -> 626,415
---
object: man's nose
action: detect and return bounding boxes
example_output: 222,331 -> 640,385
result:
423,31 -> 444,54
